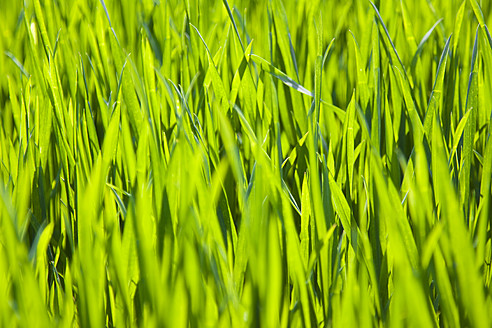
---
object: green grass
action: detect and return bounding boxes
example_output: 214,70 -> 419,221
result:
1,0 -> 492,326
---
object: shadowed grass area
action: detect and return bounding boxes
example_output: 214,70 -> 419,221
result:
0,0 -> 491,326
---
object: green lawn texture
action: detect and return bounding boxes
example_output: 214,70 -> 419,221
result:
0,0 -> 492,326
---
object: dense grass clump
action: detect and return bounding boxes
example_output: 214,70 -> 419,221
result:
1,0 -> 492,326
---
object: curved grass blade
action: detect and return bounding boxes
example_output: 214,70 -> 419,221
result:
423,34 -> 452,138
449,108 -> 472,163
191,24 -> 230,113
469,0 -> 486,27
222,0 -> 245,52
5,51 -> 30,78
248,54 -> 312,97
410,18 -> 444,71
369,1 -> 406,76
394,66 -> 424,142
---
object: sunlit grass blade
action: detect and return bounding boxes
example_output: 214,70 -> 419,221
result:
423,34 -> 452,138
460,26 -> 479,216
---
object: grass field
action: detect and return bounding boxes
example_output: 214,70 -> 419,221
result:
1,0 -> 492,326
